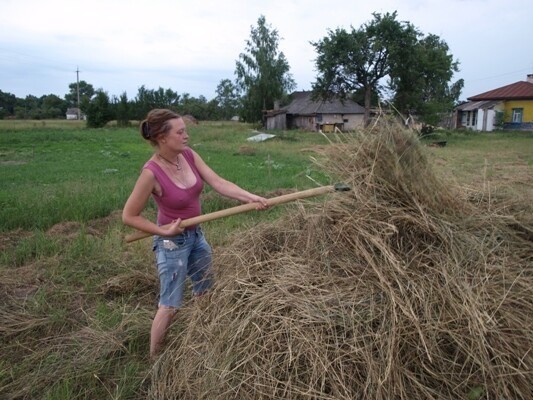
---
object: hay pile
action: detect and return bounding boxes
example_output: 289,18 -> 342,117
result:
150,124 -> 532,399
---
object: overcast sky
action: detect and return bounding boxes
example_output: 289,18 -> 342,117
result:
1,0 -> 532,103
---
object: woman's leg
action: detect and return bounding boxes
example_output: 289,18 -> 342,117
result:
150,306 -> 177,358
152,233 -> 191,358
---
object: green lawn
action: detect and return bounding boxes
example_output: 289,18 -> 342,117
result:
0,122 -> 531,399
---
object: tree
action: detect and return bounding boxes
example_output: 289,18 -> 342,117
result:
114,92 -> 130,127
133,85 -> 180,120
235,15 -> 296,123
312,12 -> 418,125
65,80 -> 95,111
20,95 -> 41,119
388,33 -> 463,124
0,90 -> 17,118
41,94 -> 67,118
86,89 -> 113,128
180,94 -> 210,120
312,12 -> 462,126
215,79 -> 241,120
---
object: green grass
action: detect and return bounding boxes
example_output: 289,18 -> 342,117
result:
0,122 -> 531,399
0,122 -> 330,232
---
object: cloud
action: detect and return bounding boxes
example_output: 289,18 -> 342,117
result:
1,0 -> 531,100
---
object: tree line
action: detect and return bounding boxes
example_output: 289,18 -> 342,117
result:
0,81 -> 242,127
0,12 -> 463,128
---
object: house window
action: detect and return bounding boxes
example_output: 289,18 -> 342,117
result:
512,108 -> 523,123
466,112 -> 470,125
472,111 -> 477,126
461,112 -> 467,125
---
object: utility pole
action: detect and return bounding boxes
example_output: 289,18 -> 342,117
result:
76,67 -> 81,120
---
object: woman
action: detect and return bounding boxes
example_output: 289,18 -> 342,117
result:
122,109 -> 268,358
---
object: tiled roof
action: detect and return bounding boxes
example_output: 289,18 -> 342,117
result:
468,81 -> 533,101
278,91 -> 365,115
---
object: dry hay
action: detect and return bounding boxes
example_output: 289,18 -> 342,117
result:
183,114 -> 199,125
149,123 -> 532,399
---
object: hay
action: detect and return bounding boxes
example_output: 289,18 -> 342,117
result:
150,122 -> 532,399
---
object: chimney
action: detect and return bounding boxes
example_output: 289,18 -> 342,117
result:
527,74 -> 533,83
273,100 -> 280,110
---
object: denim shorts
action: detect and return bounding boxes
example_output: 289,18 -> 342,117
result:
153,226 -> 213,308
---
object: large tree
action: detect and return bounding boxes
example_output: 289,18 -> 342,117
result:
235,15 -> 296,123
388,34 -> 463,125
64,80 -> 95,111
312,12 -> 416,125
312,12 -> 461,126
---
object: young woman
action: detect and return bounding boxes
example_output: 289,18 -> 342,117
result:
122,109 -> 268,358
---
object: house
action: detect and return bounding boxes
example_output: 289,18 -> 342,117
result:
454,100 -> 501,131
454,74 -> 533,131
264,91 -> 365,132
66,108 -> 85,120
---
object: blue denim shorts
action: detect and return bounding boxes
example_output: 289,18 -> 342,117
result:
153,226 -> 213,308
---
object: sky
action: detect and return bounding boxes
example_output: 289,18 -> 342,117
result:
1,0 -> 532,103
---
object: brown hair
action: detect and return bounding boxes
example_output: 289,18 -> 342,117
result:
140,109 -> 182,145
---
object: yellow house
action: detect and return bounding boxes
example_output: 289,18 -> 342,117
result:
454,74 -> 533,131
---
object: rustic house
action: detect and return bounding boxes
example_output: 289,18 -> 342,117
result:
454,74 -> 533,131
264,91 -> 365,132
65,108 -> 85,120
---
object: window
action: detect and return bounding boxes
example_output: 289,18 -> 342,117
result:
512,108 -> 523,123
472,111 -> 477,126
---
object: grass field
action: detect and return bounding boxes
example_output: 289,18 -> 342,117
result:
0,121 -> 531,399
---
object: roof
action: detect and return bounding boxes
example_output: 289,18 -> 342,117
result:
273,91 -> 365,116
66,108 -> 81,114
455,100 -> 500,111
468,81 -> 533,101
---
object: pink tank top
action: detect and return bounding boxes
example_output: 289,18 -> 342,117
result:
143,148 -> 204,228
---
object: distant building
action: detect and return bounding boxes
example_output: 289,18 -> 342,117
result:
264,91 -> 365,132
454,74 -> 533,131
66,108 -> 85,120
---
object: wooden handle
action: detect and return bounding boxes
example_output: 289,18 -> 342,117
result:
125,185 -> 335,243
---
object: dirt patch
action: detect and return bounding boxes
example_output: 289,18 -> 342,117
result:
0,228 -> 33,252
86,210 -> 122,235
45,211 -> 123,239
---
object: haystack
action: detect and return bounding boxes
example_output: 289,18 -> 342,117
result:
149,123 -> 532,399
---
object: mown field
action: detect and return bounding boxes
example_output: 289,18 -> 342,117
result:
0,120 -> 531,399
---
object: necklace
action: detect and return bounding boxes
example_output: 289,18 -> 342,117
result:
158,153 -> 182,170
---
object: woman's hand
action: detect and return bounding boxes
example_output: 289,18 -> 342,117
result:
161,218 -> 185,237
248,194 -> 269,210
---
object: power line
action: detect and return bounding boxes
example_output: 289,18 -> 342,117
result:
467,67 -> 531,82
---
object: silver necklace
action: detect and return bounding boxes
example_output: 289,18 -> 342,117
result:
158,154 -> 182,170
